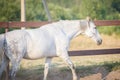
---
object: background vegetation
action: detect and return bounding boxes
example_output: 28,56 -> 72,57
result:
0,0 -> 120,35
0,1 -> 120,79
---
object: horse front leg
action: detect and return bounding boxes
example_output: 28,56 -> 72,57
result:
59,51 -> 78,80
43,57 -> 52,80
65,58 -> 77,80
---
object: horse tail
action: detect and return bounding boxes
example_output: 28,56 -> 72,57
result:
0,33 -> 9,79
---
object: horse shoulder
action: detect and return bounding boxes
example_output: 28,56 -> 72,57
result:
54,32 -> 70,55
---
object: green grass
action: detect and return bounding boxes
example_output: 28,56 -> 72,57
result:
98,26 -> 120,36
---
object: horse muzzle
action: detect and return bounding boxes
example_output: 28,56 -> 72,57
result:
97,39 -> 102,45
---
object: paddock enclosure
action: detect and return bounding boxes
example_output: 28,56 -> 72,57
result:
0,20 -> 120,80
0,20 -> 120,56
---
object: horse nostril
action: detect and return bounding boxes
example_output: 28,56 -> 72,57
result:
97,39 -> 102,45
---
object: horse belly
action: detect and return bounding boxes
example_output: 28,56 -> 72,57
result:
24,48 -> 56,60
24,40 -> 57,60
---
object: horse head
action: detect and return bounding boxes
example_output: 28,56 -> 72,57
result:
81,17 -> 102,45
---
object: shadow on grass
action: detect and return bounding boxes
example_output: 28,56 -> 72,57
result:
75,61 -> 120,79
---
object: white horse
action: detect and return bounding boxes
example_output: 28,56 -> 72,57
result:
0,18 -> 102,80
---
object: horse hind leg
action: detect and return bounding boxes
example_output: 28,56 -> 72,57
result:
9,60 -> 21,80
43,57 -> 52,80
0,55 -> 9,80
8,54 -> 22,80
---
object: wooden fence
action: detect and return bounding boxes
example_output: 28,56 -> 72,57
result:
0,20 -> 120,56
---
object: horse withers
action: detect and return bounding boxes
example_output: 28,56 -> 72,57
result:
0,18 -> 102,80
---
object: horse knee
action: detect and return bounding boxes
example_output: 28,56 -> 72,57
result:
71,64 -> 75,69
45,63 -> 49,68
69,63 -> 76,71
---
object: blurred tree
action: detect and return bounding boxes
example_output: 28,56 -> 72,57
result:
0,0 -> 120,21
0,0 -> 20,21
26,0 -> 47,21
112,0 -> 120,12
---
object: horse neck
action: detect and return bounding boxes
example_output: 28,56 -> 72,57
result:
59,20 -> 81,40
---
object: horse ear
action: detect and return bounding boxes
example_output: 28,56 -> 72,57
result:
86,16 -> 91,28
86,16 -> 91,21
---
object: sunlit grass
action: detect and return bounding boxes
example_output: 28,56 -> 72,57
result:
69,34 -> 120,50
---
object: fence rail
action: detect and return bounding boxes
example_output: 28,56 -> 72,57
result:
0,20 -> 120,56
0,20 -> 120,28
69,48 -> 120,56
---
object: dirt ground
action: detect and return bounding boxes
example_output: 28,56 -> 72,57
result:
80,70 -> 120,80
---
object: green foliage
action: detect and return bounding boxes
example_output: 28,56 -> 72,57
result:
48,3 -> 73,20
112,0 -> 120,12
26,0 -> 47,21
0,28 -> 5,33
0,0 -> 20,21
98,26 -> 120,35
0,0 -> 120,21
